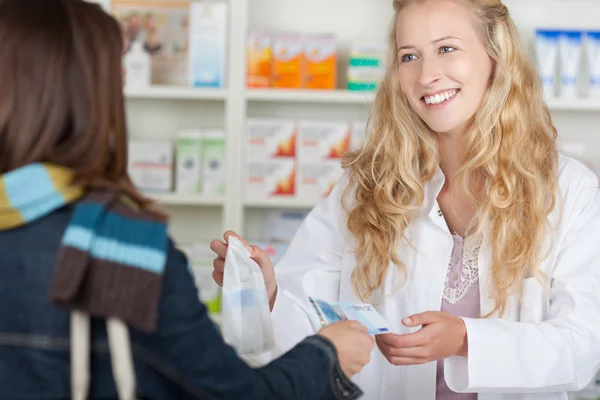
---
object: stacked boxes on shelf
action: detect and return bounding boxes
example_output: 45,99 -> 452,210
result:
535,29 -> 600,99
347,41 -> 387,92
296,120 -> 349,199
127,130 -> 226,196
247,29 -> 386,91
244,118 -> 368,202
245,119 -> 297,197
247,30 -> 338,90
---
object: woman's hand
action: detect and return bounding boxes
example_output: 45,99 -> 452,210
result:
210,231 -> 278,310
376,311 -> 468,365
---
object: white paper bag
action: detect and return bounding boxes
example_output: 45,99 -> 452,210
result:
221,237 -> 275,357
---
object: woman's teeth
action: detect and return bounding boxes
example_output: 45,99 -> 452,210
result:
424,90 -> 457,105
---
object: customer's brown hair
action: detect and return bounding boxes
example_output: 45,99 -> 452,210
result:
0,0 -> 152,209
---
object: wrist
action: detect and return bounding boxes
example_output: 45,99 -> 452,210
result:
456,318 -> 468,357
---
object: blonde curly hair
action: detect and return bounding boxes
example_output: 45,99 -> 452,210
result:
341,0 -> 559,317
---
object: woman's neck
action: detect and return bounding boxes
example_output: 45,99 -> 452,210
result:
436,131 -> 463,183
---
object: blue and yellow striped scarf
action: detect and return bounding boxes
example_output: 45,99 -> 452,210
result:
0,163 -> 168,332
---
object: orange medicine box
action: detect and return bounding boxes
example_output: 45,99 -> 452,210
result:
247,29 -> 271,88
304,35 -> 337,89
272,34 -> 303,89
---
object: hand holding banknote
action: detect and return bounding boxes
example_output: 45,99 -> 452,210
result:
376,311 -> 468,365
318,321 -> 375,378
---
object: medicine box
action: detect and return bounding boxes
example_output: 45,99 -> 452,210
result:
246,119 -> 297,160
272,34 -> 303,89
188,1 -> 228,88
247,29 -> 272,88
245,159 -> 296,198
175,130 -> 203,194
128,139 -> 173,193
304,35 -> 337,89
351,120 -> 368,150
201,130 -> 226,196
264,210 -> 309,242
297,160 -> 345,200
298,120 -> 351,161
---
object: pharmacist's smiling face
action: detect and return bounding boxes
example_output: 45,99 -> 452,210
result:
395,0 -> 493,137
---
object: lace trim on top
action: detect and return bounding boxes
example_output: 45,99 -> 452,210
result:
442,235 -> 482,304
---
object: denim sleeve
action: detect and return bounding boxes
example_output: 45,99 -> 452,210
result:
132,238 -> 363,400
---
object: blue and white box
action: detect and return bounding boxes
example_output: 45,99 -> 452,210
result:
188,1 -> 228,88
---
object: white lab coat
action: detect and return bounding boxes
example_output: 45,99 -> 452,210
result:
267,155 -> 600,400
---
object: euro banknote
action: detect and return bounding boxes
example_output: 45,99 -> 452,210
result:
308,296 -> 390,335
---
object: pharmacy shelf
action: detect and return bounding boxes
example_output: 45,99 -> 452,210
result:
149,193 -> 225,207
125,85 -> 227,101
246,89 -> 600,112
245,197 -> 319,209
246,89 -> 376,104
546,98 -> 600,111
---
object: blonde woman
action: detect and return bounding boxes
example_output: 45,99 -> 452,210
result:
212,0 -> 600,398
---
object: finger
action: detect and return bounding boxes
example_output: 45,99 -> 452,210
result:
403,311 -> 442,327
213,257 -> 224,273
388,356 -> 428,366
376,333 -> 403,346
377,330 -> 429,349
384,346 -> 431,359
348,320 -> 369,332
334,320 -> 366,332
350,362 -> 366,375
212,270 -> 224,286
223,231 -> 251,250
376,336 -> 428,358
209,239 -> 227,259
248,245 -> 274,271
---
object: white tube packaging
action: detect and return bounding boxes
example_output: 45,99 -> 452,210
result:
585,31 -> 600,99
535,29 -> 560,99
559,30 -> 583,98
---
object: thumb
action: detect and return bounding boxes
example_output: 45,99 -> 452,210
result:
402,311 -> 441,327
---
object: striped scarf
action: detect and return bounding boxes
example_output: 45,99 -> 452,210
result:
0,163 -> 167,332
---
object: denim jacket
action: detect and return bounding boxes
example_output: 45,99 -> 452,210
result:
0,203 -> 363,400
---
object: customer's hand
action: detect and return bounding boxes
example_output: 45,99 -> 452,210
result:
376,311 -> 468,365
318,321 -> 375,378
210,231 -> 278,310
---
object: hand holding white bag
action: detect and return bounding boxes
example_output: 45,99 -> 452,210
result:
221,237 -> 276,359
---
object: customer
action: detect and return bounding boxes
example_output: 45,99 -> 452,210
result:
211,0 -> 600,399
0,0 -> 373,399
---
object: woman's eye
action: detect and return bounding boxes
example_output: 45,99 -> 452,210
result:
401,54 -> 417,63
440,46 -> 456,54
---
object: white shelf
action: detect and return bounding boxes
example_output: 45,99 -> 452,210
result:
246,89 -> 600,112
148,193 -> 225,207
246,89 -> 375,104
245,197 -> 319,209
546,98 -> 600,111
125,85 -> 227,101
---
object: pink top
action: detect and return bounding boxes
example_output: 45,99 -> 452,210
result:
436,235 -> 480,400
